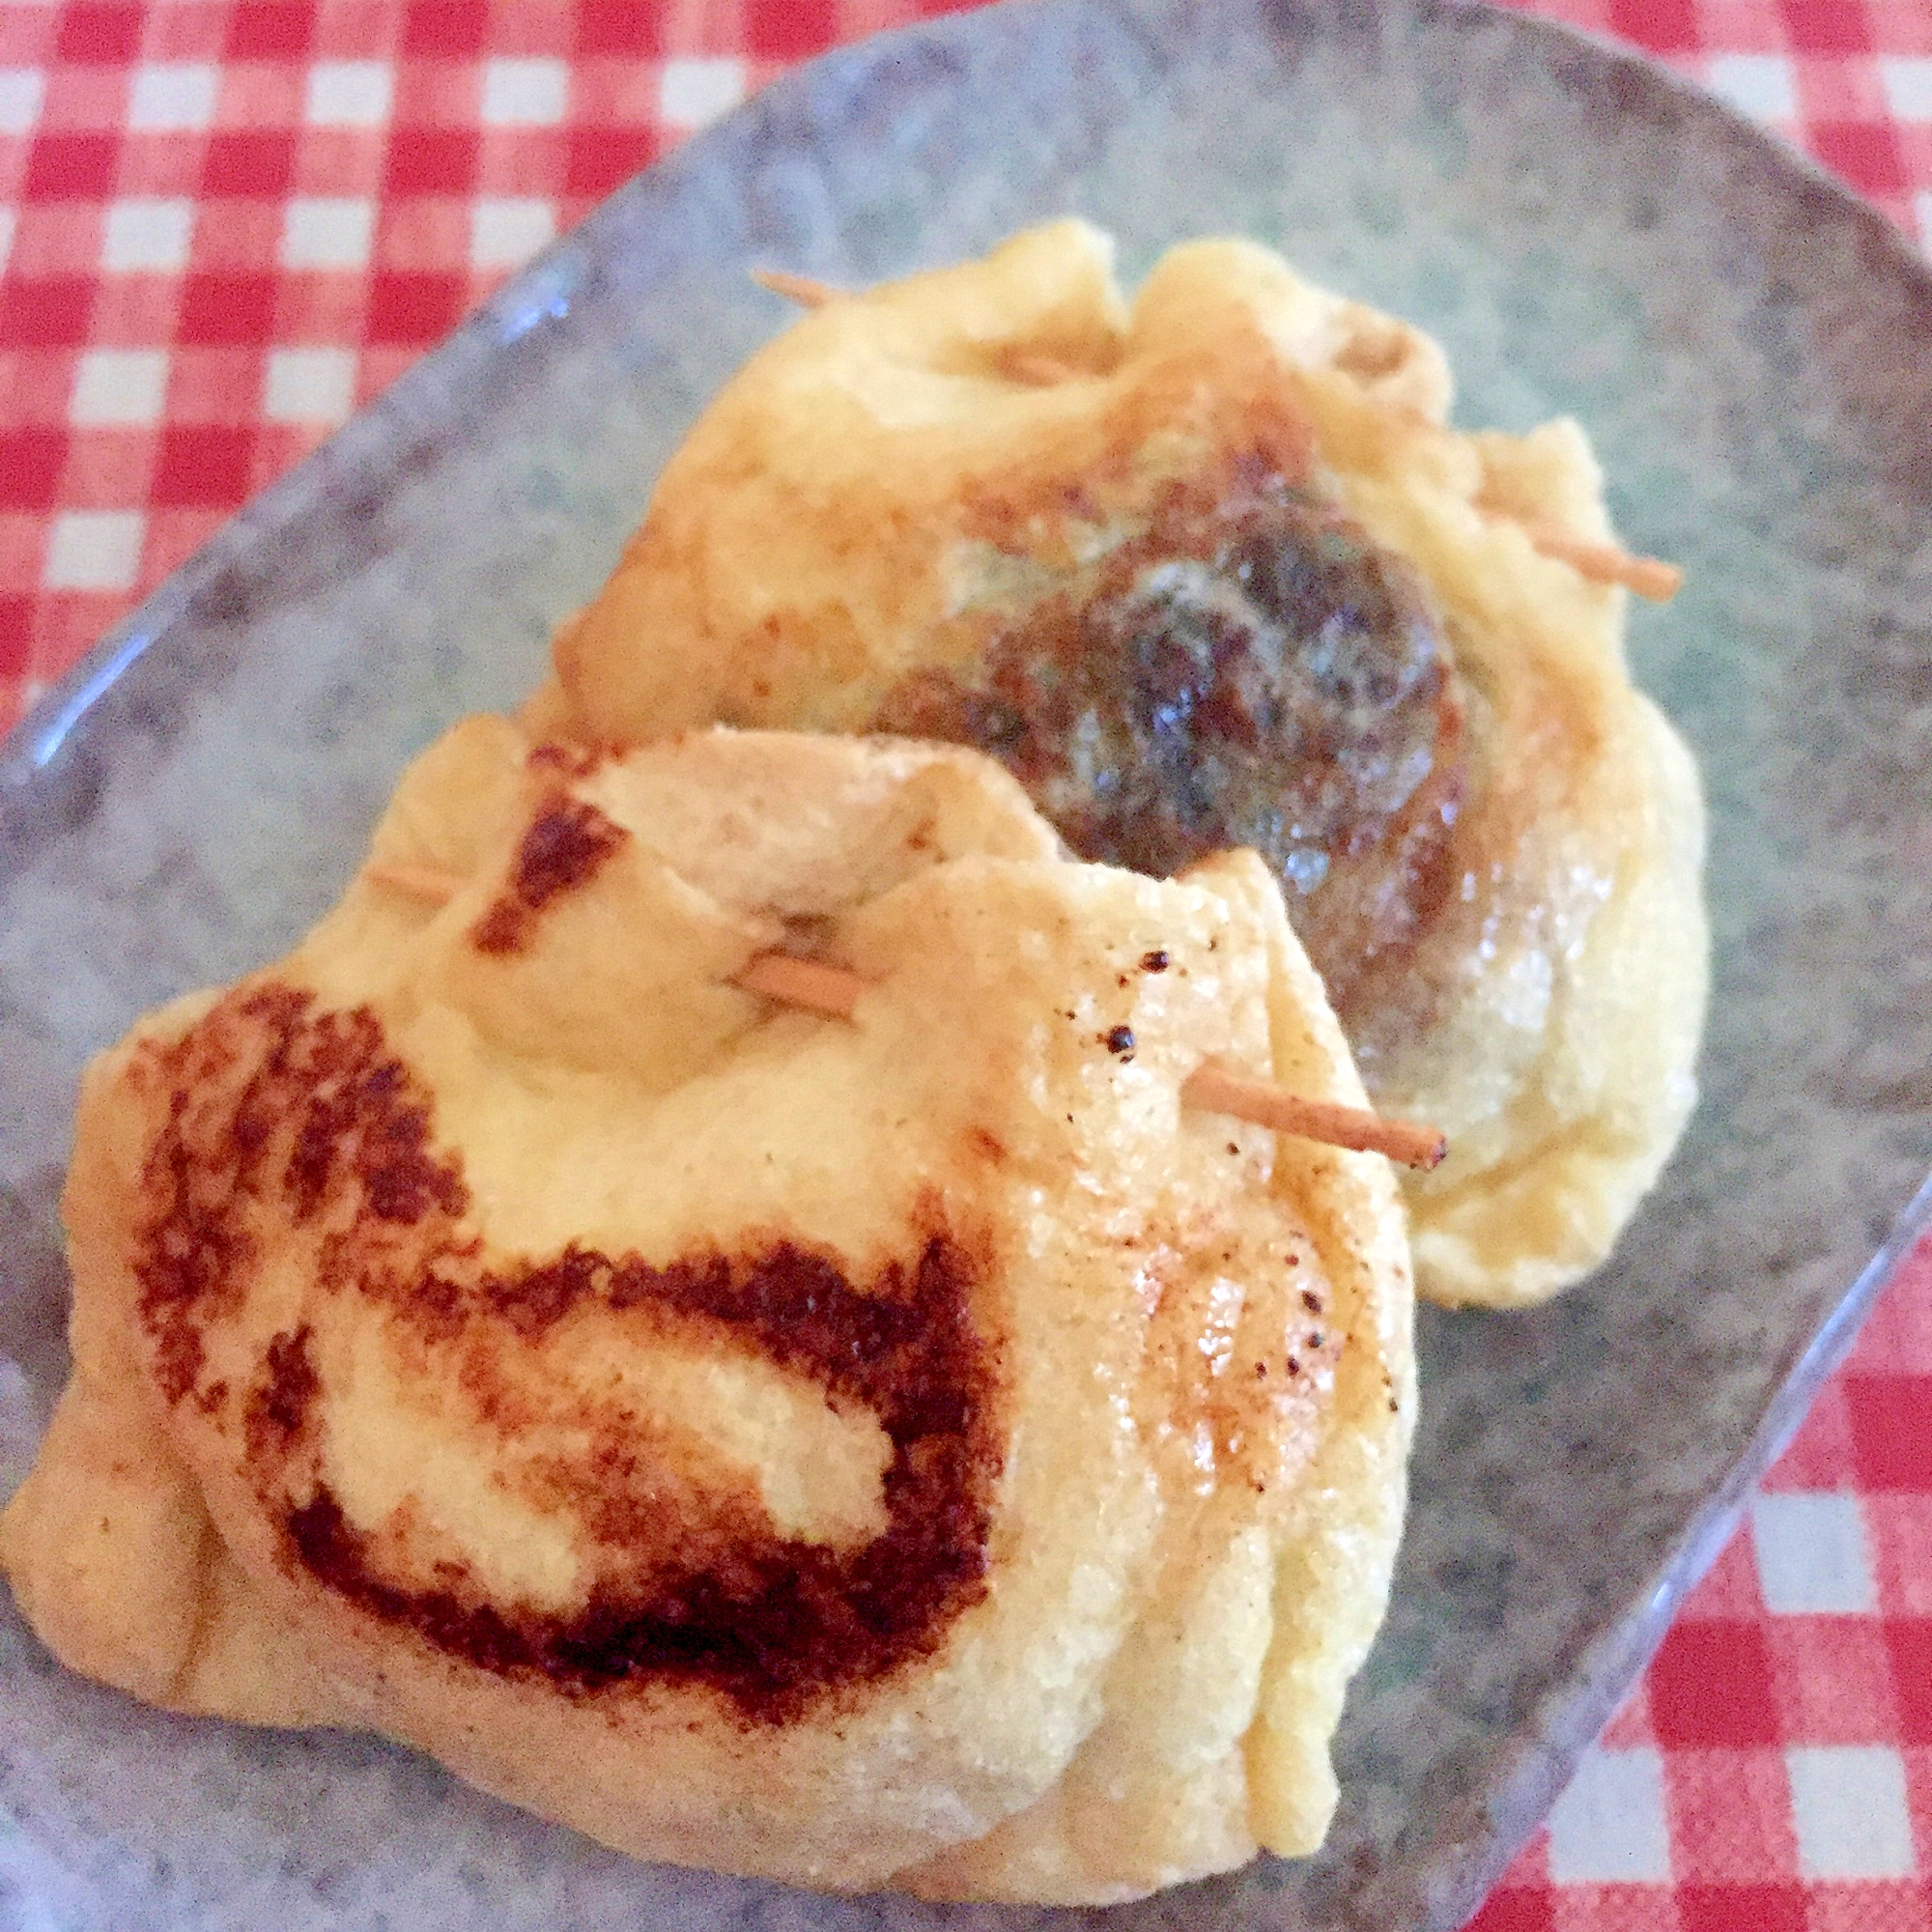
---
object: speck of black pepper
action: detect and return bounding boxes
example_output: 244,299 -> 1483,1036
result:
1286,1356 -> 1301,1376
1255,1361 -> 1268,1378
1116,974 -> 1129,988
1301,1290 -> 1323,1315
1308,1331 -> 1324,1350
1103,1025 -> 1135,1060
1140,950 -> 1169,973
1227,1142 -> 1239,1155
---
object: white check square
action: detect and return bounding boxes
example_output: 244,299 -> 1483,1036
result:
70,350 -> 170,427
1704,54 -> 1797,125
0,68 -> 43,137
280,198 -> 375,271
128,64 -> 219,131
659,58 -> 745,129
1787,1747 -> 1916,1879
44,512 -> 145,593
481,58 -> 567,126
469,198 -> 555,270
1881,57 -> 1932,121
1547,1746 -> 1672,1884
305,61 -> 392,128
264,349 -> 357,424
101,200 -> 195,274
1751,1491 -> 1875,1614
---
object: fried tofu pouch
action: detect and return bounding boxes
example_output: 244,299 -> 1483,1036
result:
533,221 -> 1709,1309
0,724 -> 1414,1904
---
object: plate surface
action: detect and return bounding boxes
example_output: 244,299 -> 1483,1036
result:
3,1 -> 1932,1927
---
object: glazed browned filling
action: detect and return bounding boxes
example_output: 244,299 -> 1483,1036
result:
131,982 -> 1004,1721
868,475 -> 1465,1016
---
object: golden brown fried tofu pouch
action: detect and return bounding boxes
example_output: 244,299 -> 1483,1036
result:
534,221 -> 1709,1309
0,723 -> 1413,1904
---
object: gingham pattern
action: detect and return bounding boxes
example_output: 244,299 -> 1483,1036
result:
1473,1228 -> 1932,1931
0,4 -> 1928,1927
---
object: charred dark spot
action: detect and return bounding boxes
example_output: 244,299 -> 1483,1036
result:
1140,949 -> 1170,973
128,982 -> 1002,1726
1104,1025 -> 1136,1060
471,795 -> 629,955
247,1325 -> 319,1456
485,1243 -> 610,1337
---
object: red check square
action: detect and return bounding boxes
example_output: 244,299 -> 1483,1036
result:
0,428 -> 68,510
1679,1882 -> 1808,1932
226,3 -> 318,61
54,5 -> 145,65
150,423 -> 254,506
0,277 -> 97,349
401,0 -> 493,58
177,271 -> 277,346
1848,1375 -> 1932,1491
22,131 -> 120,201
1648,1622 -> 1783,1747
200,130 -> 298,198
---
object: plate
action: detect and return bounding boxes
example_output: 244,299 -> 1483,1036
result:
3,2 -> 1931,1927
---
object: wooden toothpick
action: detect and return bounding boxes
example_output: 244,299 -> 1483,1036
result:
1181,1063 -> 1444,1170
1520,521 -> 1683,602
750,269 -> 844,309
364,860 -> 1446,1169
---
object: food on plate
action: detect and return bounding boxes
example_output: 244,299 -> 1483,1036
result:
0,722 -> 1415,1903
532,221 -> 1709,1309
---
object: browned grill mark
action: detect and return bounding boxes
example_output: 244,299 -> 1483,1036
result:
247,1324 -> 320,1457
128,981 -> 1003,1723
470,794 -> 629,955
294,1235 -> 995,1719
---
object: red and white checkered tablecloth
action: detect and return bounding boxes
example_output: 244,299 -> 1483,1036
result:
0,3 -> 1928,1927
